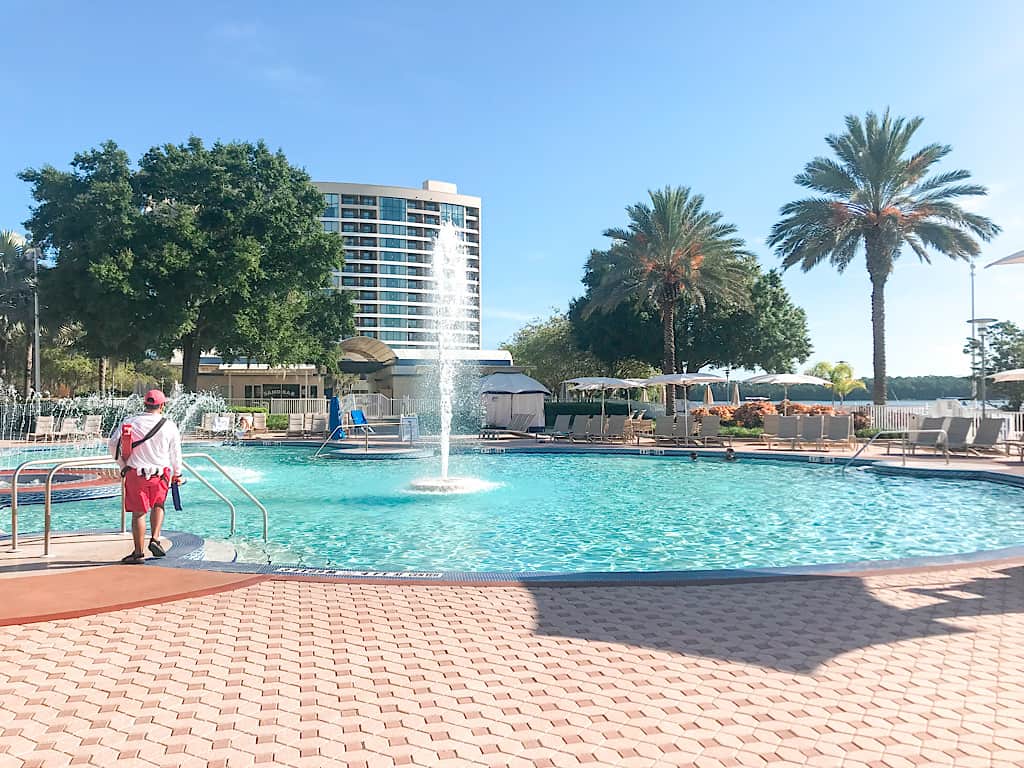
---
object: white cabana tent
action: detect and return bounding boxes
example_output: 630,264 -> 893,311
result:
480,372 -> 550,429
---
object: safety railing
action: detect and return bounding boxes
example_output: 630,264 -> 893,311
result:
8,452 -> 268,555
842,428 -> 949,472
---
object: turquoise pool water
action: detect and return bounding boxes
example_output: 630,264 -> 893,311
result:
26,446 -> 1024,572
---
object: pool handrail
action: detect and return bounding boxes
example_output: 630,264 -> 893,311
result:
841,428 -> 949,472
10,451 -> 267,555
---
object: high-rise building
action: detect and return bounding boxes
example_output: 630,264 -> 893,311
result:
316,180 -> 481,350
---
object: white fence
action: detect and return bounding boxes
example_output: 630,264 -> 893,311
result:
338,394 -> 442,420
227,398 -> 328,414
870,404 -> 1024,440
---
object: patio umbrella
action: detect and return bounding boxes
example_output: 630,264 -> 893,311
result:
730,382 -> 741,406
564,377 -> 643,429
743,373 -> 832,415
989,368 -> 1024,383
643,373 -> 728,415
985,249 -> 1024,268
703,385 -> 714,405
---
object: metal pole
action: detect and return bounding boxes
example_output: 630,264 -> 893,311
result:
970,259 -> 976,399
32,248 -> 40,394
980,328 -> 987,420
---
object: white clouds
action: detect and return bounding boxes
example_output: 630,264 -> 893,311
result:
483,308 -> 538,323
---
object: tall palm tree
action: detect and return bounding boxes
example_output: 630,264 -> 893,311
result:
769,111 -> 1000,404
583,186 -> 751,414
0,230 -> 34,384
807,360 -> 866,406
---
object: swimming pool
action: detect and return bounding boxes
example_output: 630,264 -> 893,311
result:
25,445 -> 1024,573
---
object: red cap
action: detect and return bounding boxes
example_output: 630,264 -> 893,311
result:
144,389 -> 167,406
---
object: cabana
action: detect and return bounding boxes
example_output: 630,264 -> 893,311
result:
480,372 -> 550,429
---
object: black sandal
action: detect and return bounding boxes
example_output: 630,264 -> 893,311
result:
121,552 -> 145,564
148,539 -> 166,558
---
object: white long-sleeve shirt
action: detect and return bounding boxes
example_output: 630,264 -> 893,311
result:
108,411 -> 183,478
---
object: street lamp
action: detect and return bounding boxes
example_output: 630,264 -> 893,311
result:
967,317 -> 998,419
22,246 -> 42,395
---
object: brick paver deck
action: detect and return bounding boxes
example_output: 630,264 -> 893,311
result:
1,563 -> 1022,767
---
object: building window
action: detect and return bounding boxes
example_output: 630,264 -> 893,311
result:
341,223 -> 356,232
381,251 -> 405,262
440,203 -> 464,227
380,331 -> 407,342
380,238 -> 406,249
359,210 -> 374,219
380,197 -> 406,221
359,196 -> 376,206
323,221 -> 340,233
341,194 -> 357,205
380,264 -> 408,275
381,318 -> 406,328
323,193 -> 339,218
380,224 -> 407,235
381,278 -> 407,288
342,209 -> 357,219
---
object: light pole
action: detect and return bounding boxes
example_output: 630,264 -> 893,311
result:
23,246 -> 41,395
967,317 -> 997,419
969,258 -> 977,398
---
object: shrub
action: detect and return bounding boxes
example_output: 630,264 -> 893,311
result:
228,405 -> 269,413
544,401 -> 632,426
719,426 -> 763,438
783,402 -> 835,416
731,401 -> 777,428
690,405 -> 737,424
267,414 -> 288,431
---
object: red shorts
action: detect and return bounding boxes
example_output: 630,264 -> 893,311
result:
124,470 -> 170,514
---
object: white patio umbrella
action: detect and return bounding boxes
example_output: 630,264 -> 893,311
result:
989,368 -> 1024,383
985,249 -> 1024,268
730,382 -> 741,406
703,385 -> 714,405
643,373 -> 728,415
742,373 -> 832,415
564,377 -> 644,428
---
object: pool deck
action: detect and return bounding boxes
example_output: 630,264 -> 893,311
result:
2,436 -> 1023,765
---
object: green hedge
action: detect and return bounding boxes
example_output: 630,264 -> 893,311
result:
544,401 -> 635,426
228,405 -> 269,414
267,414 -> 288,431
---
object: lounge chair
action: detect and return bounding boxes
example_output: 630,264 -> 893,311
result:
82,414 -> 103,439
250,412 -> 267,433
600,414 -> 628,443
821,415 -> 854,451
906,416 -> 947,455
570,415 -> 594,443
56,417 -> 86,441
696,414 -> 731,447
286,413 -> 305,437
26,415 -> 54,442
673,414 -> 695,446
543,414 -> 572,441
767,416 -> 799,450
653,416 -> 676,445
760,413 -> 780,445
349,409 -> 375,434
943,417 -> 974,453
195,412 -> 216,437
960,418 -> 1006,455
796,415 -> 824,451
309,414 -> 328,437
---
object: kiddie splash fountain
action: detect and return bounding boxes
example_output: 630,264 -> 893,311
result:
408,223 -> 493,494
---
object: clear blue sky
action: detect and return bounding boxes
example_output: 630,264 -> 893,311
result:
2,1 -> 1021,376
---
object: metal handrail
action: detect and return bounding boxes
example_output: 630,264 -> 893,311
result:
312,426 -> 347,459
9,451 -> 268,554
841,428 -> 949,472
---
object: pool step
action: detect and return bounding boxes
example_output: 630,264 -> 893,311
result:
201,539 -> 238,563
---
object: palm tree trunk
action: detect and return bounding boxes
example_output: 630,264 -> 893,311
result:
868,268 -> 887,405
661,301 -> 676,416
97,357 -> 107,395
181,331 -> 201,393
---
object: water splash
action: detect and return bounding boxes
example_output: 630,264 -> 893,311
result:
432,222 -> 471,479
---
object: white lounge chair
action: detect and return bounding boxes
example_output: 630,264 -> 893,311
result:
27,416 -> 55,442
673,414 -> 696,446
767,416 -> 799,449
570,415 -> 594,443
82,414 -> 103,439
943,417 -> 974,453
760,413 -> 780,445
250,412 -> 267,433
961,418 -> 1006,455
654,416 -> 676,445
55,417 -> 85,441
286,413 -> 305,437
796,415 -> 824,450
309,414 -> 328,437
543,414 -> 572,441
907,416 -> 947,455
821,415 -> 854,451
600,414 -> 628,443
697,414 -> 731,447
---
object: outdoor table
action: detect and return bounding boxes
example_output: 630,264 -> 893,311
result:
1006,440 -> 1024,463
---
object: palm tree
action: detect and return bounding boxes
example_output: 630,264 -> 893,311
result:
807,360 -> 866,406
769,111 -> 999,404
0,231 -> 34,385
582,186 -> 751,414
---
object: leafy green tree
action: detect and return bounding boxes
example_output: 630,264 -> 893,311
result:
500,311 -> 655,395
807,360 -> 866,405
21,138 -> 354,392
579,186 -> 752,413
964,321 -> 1024,409
769,110 -> 1000,404
570,267 -> 811,376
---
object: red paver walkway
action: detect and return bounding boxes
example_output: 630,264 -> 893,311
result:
1,563 -> 1022,767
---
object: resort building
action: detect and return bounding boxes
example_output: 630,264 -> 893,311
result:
316,180 -> 482,350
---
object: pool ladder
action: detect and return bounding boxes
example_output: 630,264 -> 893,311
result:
7,452 -> 268,556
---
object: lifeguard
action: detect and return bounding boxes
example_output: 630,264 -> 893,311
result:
108,389 -> 183,564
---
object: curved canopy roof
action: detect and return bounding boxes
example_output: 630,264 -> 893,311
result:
480,371 -> 550,395
338,336 -> 398,365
